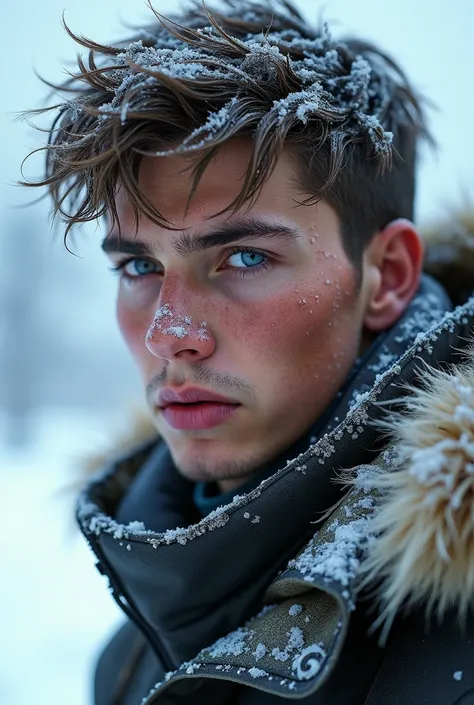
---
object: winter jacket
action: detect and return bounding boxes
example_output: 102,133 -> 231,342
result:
78,236 -> 474,704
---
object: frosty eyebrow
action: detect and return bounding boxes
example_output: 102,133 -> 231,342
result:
101,217 -> 301,258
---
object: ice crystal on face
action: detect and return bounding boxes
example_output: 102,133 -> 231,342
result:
146,304 -> 211,343
196,321 -> 211,341
166,326 -> 187,339
153,303 -> 173,320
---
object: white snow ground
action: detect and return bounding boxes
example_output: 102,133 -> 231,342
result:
1,409 -> 122,705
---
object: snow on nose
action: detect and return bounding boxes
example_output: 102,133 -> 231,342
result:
145,303 -> 211,356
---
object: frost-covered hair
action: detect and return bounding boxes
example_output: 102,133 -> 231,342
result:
26,0 -> 431,268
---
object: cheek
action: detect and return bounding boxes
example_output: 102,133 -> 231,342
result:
229,273 -> 359,379
227,292 -> 323,361
116,277 -> 162,350
117,298 -> 150,363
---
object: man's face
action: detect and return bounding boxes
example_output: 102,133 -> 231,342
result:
107,140 -> 374,490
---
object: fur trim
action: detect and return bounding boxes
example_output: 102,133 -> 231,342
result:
422,209 -> 474,305
82,406 -> 158,478
360,350 -> 474,639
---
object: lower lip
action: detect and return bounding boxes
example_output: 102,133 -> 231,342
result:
161,402 -> 240,430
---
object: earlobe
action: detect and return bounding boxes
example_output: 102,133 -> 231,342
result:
363,219 -> 424,332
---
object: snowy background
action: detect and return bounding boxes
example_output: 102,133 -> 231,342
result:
1,0 -> 472,704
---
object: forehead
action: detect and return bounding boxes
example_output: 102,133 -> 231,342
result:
112,138 -> 341,243
114,139 -> 300,227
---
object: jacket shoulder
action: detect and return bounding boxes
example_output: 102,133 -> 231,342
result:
95,620 -> 162,705
365,608 -> 474,704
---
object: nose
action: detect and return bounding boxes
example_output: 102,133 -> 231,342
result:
145,303 -> 216,362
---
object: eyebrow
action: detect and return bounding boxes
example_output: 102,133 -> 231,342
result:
101,216 -> 301,258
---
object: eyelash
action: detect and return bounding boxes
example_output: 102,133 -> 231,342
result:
109,247 -> 272,281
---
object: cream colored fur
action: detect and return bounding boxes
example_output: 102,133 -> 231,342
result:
82,406 -> 158,478
360,348 -> 474,638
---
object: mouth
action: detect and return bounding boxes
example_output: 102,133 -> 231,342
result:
160,400 -> 240,431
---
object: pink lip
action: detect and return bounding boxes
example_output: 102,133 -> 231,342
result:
156,387 -> 241,430
157,387 -> 238,407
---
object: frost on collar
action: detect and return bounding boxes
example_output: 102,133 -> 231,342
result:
77,4 -> 396,158
136,466 -> 382,703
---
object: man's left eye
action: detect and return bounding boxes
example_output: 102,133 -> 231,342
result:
226,250 -> 267,268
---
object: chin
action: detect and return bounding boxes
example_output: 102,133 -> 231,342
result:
171,446 -> 260,485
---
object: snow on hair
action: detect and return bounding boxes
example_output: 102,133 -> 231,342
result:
22,0 -> 430,247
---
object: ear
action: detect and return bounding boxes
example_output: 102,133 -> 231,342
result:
363,219 -> 424,332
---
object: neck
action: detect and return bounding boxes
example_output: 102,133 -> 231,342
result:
218,475 -> 256,494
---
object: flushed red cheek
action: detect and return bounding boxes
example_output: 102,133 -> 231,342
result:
117,301 -> 151,362
229,292 -> 324,359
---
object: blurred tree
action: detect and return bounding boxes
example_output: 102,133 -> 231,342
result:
1,212 -> 43,447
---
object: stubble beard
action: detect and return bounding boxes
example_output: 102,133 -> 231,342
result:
171,445 -> 269,487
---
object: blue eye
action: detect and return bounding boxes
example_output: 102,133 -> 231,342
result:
124,259 -> 157,276
227,250 -> 267,268
109,258 -> 159,279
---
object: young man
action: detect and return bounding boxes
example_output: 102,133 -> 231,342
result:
26,1 -> 474,702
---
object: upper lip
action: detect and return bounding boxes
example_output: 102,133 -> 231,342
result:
157,387 -> 240,408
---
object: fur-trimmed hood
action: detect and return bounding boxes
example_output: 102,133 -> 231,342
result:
422,209 -> 474,306
357,350 -> 474,638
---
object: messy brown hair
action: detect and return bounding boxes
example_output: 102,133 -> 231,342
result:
24,0 -> 432,270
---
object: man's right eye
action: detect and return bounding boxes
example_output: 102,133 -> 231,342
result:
110,258 -> 159,278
